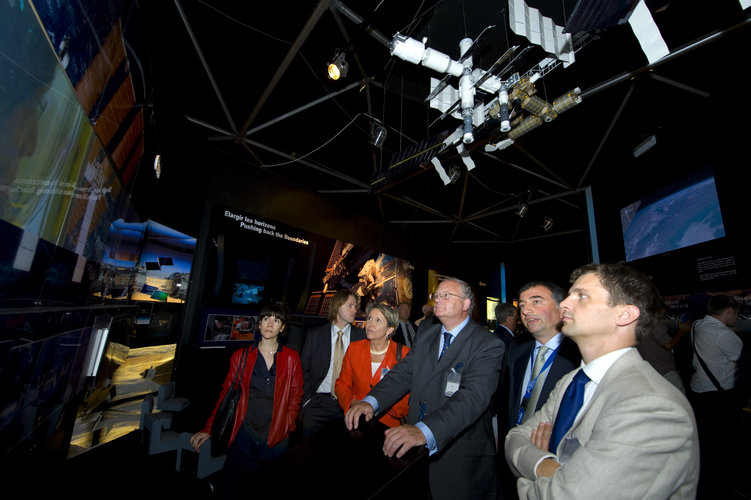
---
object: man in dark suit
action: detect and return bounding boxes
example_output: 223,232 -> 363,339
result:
391,302 -> 417,348
300,289 -> 365,438
494,302 -> 519,349
499,282 -> 580,499
345,277 -> 504,500
506,282 -> 580,431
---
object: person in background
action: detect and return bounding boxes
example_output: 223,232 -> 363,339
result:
300,289 -> 365,438
191,302 -> 303,499
391,302 -> 417,348
494,302 -> 519,349
335,303 -> 410,428
689,294 -> 744,498
414,302 -> 434,328
636,303 -> 687,393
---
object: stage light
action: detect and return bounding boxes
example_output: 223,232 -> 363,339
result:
327,51 -> 349,80
543,216 -> 554,231
515,203 -> 528,217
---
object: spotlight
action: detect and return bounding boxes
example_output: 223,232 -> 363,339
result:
448,165 -> 461,184
327,51 -> 349,80
542,216 -> 554,231
515,203 -> 528,217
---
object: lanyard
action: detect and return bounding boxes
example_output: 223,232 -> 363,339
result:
516,344 -> 560,425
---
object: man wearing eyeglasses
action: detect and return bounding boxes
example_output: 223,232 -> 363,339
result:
345,277 -> 504,500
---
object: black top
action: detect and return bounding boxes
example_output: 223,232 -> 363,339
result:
244,344 -> 281,441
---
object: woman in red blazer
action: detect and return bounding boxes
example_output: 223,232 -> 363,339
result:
191,302 -> 303,497
335,302 -> 410,427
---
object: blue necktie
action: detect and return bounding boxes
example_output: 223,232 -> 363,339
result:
549,369 -> 590,452
439,331 -> 452,360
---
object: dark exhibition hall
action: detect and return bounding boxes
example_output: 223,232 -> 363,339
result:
1,0 -> 750,498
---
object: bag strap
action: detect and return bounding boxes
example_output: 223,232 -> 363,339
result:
396,342 -> 403,362
230,347 -> 249,390
691,321 -> 725,392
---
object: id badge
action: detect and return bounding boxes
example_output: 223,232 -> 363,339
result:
444,368 -> 461,397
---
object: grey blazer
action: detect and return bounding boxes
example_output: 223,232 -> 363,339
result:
368,318 -> 505,500
505,348 -> 699,499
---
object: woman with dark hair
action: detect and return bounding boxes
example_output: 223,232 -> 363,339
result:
335,302 -> 410,428
191,302 -> 303,498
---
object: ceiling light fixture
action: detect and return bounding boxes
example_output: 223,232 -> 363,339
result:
327,50 -> 349,80
515,203 -> 528,217
448,165 -> 461,184
370,122 -> 387,148
543,216 -> 554,231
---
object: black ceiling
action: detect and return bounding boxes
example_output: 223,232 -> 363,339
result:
130,0 -> 750,278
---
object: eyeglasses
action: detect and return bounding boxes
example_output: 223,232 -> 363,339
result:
430,291 -> 464,302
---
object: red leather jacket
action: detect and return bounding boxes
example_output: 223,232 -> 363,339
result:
202,346 -> 303,448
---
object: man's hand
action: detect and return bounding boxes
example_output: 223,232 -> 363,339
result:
536,458 -> 561,478
531,421 -> 552,451
530,422 -> 560,477
383,424 -> 426,458
345,400 -> 374,430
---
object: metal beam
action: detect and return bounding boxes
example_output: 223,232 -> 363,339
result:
237,0 -> 333,137
174,0 -> 237,133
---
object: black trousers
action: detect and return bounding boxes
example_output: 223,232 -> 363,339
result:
300,392 -> 344,439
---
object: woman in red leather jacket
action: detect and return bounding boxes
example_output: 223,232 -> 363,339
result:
191,302 -> 303,498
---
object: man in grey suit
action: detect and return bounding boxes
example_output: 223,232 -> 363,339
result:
346,277 -> 504,500
505,263 -> 699,499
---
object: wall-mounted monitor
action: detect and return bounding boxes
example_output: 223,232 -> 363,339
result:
620,168 -> 726,262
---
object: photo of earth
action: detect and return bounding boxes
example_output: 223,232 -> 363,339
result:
621,177 -> 725,262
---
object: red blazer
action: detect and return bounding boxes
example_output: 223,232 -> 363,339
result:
335,339 -> 410,428
202,346 -> 303,448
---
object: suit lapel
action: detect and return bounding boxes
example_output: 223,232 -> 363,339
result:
556,350 -> 640,451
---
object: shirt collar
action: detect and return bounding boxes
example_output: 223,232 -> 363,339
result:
535,331 -> 563,351
331,323 -> 352,336
580,346 -> 633,384
442,314 -> 471,338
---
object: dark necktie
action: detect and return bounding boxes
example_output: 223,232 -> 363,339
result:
439,331 -> 452,360
549,369 -> 590,452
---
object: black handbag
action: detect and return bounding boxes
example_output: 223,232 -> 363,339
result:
210,347 -> 249,457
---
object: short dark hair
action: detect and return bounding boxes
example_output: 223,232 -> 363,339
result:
328,289 -> 357,323
518,281 -> 566,305
495,302 -> 517,323
706,294 -> 740,316
569,263 -> 661,343
259,302 -> 290,338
